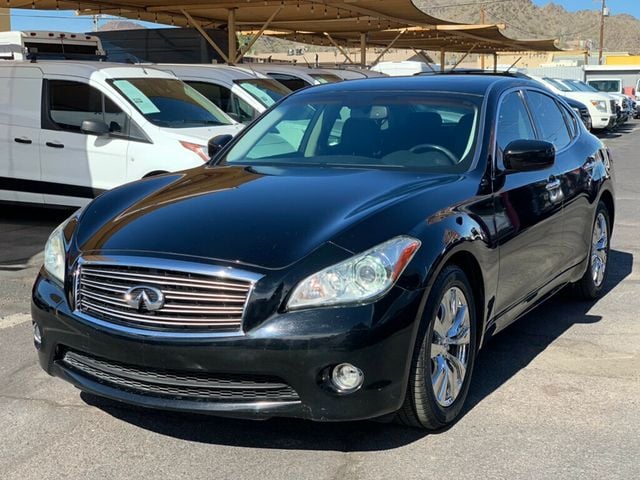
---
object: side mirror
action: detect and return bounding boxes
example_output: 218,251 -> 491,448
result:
207,134 -> 233,158
81,119 -> 110,136
503,139 -> 555,172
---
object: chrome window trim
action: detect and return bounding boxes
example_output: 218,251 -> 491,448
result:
72,255 -> 263,338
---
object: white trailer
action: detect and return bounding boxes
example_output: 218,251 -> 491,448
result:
0,31 -> 105,61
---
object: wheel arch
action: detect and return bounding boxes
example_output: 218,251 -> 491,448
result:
599,189 -> 615,233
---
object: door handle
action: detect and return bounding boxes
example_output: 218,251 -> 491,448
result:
545,178 -> 561,191
14,137 -> 32,145
46,141 -> 64,149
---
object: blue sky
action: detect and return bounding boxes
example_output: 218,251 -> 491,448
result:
4,1 -> 639,32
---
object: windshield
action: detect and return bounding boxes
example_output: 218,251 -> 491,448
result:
235,79 -> 291,107
109,78 -> 232,128
565,80 -> 599,93
588,79 -> 621,93
220,91 -> 481,173
543,77 -> 571,92
309,73 -> 343,84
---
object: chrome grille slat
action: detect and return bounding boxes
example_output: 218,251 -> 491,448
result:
81,300 -> 243,326
76,261 -> 255,332
81,268 -> 251,292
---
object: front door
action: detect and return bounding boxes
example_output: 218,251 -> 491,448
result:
492,90 -> 565,329
40,79 -> 129,206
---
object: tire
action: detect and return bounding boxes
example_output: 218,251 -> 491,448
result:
573,202 -> 611,300
396,265 -> 478,430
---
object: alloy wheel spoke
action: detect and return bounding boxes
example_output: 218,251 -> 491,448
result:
432,355 -> 447,401
431,342 -> 447,359
447,305 -> 469,343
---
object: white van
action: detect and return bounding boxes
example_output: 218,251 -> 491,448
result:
369,61 -> 436,77
237,64 -> 343,91
0,61 -> 243,207
0,31 -> 105,61
153,64 -> 291,124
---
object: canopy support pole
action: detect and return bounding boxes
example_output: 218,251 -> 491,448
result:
440,49 -> 445,72
451,43 -> 477,70
181,9 -> 229,64
227,8 -> 237,65
412,48 -> 436,71
324,32 -> 355,64
493,53 -> 498,72
370,29 -> 407,67
234,6 -> 283,63
360,33 -> 367,67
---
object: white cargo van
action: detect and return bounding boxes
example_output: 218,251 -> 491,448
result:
0,31 -> 105,61
0,61 -> 243,207
153,64 -> 291,123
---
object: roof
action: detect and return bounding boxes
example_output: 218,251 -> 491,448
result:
291,74 -> 530,97
0,60 -> 175,79
152,64 -> 263,82
9,1 -> 563,55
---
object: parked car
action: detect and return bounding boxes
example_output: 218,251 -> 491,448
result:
0,61 -> 243,207
318,67 -> 387,80
528,76 -> 616,130
152,64 -> 291,124
562,96 -> 593,131
586,78 -> 634,122
370,60 -> 436,76
238,64 -> 342,90
33,74 -> 614,430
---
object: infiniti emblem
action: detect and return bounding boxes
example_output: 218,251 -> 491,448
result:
124,286 -> 165,312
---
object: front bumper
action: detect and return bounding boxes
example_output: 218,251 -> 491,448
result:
32,273 -> 424,422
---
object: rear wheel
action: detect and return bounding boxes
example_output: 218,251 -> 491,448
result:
397,265 -> 477,430
574,202 -> 610,300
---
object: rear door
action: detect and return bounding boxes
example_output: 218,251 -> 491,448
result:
492,89 -> 565,329
40,78 -> 129,206
0,68 -> 44,204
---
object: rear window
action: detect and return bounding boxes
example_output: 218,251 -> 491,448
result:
588,80 -> 621,93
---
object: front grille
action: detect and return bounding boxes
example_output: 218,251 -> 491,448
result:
75,262 -> 253,332
611,100 -> 617,113
61,350 -> 300,403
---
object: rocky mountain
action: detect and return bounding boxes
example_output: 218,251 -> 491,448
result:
417,0 -> 640,53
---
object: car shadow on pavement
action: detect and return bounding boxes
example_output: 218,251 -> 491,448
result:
81,249 -> 633,452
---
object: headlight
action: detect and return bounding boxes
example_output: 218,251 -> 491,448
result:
43,207 -> 84,283
43,222 -> 67,283
287,236 -> 421,310
591,100 -> 607,112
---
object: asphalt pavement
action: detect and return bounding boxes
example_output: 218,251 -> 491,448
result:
1,126 -> 639,480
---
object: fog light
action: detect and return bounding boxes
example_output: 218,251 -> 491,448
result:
33,323 -> 42,349
331,363 -> 364,393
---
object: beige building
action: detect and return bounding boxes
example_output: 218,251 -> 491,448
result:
0,9 -> 9,32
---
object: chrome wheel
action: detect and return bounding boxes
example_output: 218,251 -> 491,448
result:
430,287 -> 471,407
591,212 -> 608,288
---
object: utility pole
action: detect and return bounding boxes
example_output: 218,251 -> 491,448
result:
480,6 -> 485,70
598,0 -> 607,65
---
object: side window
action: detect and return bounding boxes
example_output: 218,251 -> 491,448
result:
525,91 -> 571,150
230,93 -> 257,124
558,101 -> 578,138
496,91 -> 536,152
47,80 -> 128,135
267,73 -> 309,92
187,81 -> 231,113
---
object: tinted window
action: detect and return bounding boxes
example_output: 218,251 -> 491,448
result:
47,80 -> 128,134
267,73 -> 310,91
526,91 -> 571,150
587,79 -> 621,93
558,101 -> 578,138
109,78 -> 231,128
222,91 -> 481,173
496,91 -> 536,151
187,81 -> 256,123
235,79 -> 291,107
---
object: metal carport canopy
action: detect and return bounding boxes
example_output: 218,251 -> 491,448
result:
8,1 -> 562,64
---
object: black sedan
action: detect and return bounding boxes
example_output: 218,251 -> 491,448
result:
32,75 -> 614,430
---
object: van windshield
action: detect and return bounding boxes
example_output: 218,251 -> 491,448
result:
109,78 -> 232,128
235,79 -> 291,107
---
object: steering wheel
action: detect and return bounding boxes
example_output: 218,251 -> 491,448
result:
409,143 -> 458,165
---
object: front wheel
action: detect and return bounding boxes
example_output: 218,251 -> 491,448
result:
573,202 -> 611,299
397,265 -> 477,430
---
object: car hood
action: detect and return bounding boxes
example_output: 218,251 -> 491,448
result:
76,165 -> 457,270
